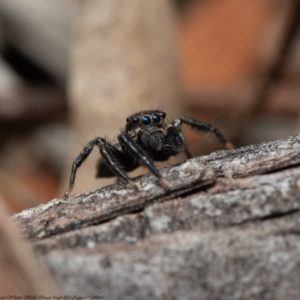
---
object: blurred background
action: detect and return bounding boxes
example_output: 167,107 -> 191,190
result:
0,0 -> 300,214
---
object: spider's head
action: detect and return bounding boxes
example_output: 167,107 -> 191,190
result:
125,110 -> 166,136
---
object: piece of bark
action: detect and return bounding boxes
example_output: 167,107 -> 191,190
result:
0,196 -> 60,295
14,135 -> 300,299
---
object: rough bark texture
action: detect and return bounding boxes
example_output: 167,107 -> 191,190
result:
0,198 -> 60,295
15,135 -> 300,300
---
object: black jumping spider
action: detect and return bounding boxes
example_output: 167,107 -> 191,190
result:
63,110 -> 232,198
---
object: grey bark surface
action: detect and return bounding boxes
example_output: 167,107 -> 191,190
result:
14,135 -> 300,300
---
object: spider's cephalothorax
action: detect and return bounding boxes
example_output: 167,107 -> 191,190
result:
63,110 -> 232,198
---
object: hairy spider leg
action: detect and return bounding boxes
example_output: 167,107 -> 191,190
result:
118,132 -> 170,191
175,116 -> 233,152
63,137 -> 137,198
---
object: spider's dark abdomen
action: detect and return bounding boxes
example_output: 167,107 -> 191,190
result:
151,151 -> 172,161
96,143 -> 139,178
96,159 -> 115,177
96,158 -> 139,177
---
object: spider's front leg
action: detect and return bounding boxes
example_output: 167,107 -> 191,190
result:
118,132 -> 170,191
172,116 -> 233,157
63,137 -> 137,198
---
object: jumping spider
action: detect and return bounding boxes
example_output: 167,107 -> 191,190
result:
63,110 -> 231,198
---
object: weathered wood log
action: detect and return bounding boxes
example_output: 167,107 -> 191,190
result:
14,135 -> 300,299
0,197 -> 60,295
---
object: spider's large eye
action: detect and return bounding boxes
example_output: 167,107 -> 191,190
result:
132,117 -> 140,124
160,112 -> 166,118
152,113 -> 161,124
141,115 -> 151,126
